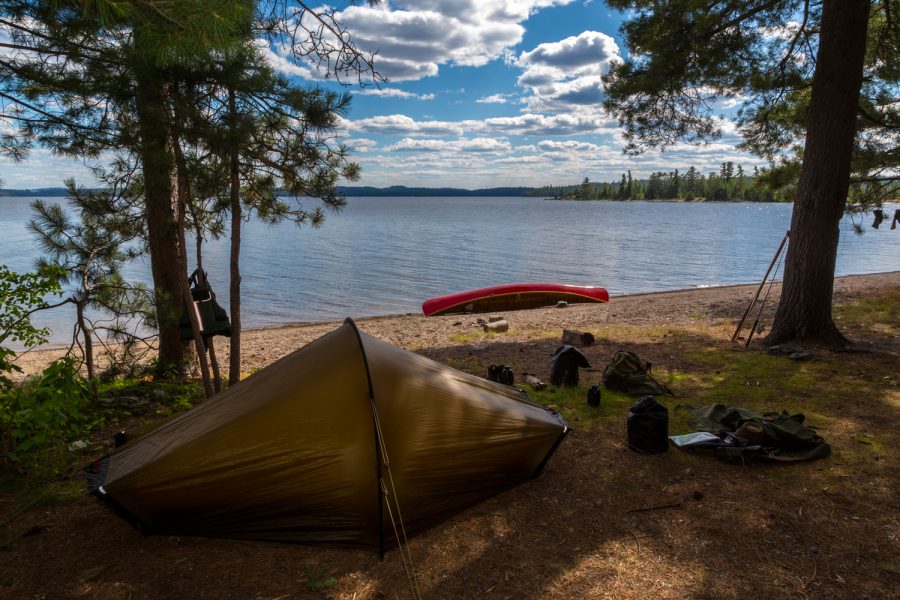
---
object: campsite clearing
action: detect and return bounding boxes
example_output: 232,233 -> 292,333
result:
1,272 -> 898,599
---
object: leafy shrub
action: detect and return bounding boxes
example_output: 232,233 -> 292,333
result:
0,264 -> 64,389
0,358 -> 96,474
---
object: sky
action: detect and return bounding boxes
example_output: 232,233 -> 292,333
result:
0,0 -> 768,190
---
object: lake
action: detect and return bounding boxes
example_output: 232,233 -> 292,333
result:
1,195 -> 898,345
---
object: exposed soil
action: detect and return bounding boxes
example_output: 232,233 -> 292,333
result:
2,272 -> 898,599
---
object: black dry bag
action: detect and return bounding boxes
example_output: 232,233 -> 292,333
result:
550,345 -> 590,387
627,395 -> 669,454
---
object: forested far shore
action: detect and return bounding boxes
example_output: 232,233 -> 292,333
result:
5,165 -> 897,202
543,162 -> 793,202
0,163 -> 793,200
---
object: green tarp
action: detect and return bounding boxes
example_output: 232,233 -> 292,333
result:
688,404 -> 831,462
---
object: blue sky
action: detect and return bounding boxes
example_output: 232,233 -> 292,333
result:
1,0 -> 766,190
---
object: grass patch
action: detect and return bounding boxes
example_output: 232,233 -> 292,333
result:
833,290 -> 900,330
528,384 -> 635,430
449,330 -> 511,344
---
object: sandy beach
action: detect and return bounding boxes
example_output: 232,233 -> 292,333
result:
12,271 -> 900,379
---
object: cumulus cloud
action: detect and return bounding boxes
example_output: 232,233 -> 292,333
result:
479,113 -> 618,136
341,112 -> 618,137
385,137 -> 512,153
346,114 -> 465,136
536,140 -> 606,153
344,129 -> 767,188
256,38 -> 317,79
355,88 -> 435,100
477,93 -> 517,104
261,1 -> 576,82
344,138 -> 378,152
514,30 -> 622,112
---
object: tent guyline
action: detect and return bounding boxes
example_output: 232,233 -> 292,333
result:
85,319 -> 568,564
348,320 -> 422,596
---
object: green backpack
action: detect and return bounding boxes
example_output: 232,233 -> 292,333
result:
602,350 -> 673,396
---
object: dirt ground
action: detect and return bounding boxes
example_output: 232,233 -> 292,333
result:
2,272 -> 898,599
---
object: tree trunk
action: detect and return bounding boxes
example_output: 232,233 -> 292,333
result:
170,118 -> 214,399
765,0 -> 870,348
228,86 -> 242,386
134,69 -> 184,374
75,300 -> 94,381
207,339 -> 222,393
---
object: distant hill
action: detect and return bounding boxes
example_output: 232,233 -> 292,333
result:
2,186 -> 541,198
0,187 -> 70,197
337,185 -> 538,197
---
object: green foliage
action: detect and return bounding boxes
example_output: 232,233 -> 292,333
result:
27,180 -> 152,379
0,264 -> 65,349
0,358 -> 94,473
603,0 -> 900,210
550,163 -> 790,201
0,361 -> 204,476
0,265 -> 65,388
304,563 -> 337,591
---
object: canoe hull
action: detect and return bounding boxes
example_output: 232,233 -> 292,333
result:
422,283 -> 609,316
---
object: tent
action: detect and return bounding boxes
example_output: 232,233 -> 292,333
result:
89,319 -> 567,554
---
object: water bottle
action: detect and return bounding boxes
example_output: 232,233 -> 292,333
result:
587,384 -> 601,407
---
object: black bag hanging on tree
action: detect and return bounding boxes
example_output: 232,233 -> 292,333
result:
627,395 -> 669,453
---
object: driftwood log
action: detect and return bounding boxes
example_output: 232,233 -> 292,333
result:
483,319 -> 509,333
522,373 -> 546,391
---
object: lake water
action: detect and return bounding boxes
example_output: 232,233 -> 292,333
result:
1,195 -> 898,345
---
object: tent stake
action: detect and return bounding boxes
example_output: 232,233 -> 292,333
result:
732,230 -> 789,343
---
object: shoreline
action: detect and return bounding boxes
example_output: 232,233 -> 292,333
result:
195,269 -> 900,332
11,270 -> 900,378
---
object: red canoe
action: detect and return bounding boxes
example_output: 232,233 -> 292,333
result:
422,283 -> 609,316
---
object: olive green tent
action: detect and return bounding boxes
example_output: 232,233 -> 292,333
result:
91,319 -> 567,553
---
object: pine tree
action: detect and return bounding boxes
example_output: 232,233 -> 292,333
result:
603,0 -> 890,347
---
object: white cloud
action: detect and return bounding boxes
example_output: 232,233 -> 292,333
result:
514,30 -> 622,112
385,137 -> 512,153
476,93 -> 517,104
329,1 -> 576,81
478,113 -> 618,136
518,30 -> 618,73
759,21 -> 802,41
344,114 -> 465,136
355,88 -> 435,100
344,138 -> 378,152
341,112 -> 618,138
256,38 -> 317,79
536,139 -> 606,153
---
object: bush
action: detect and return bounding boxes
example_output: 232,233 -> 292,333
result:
0,358 -> 96,474
0,264 -> 64,389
